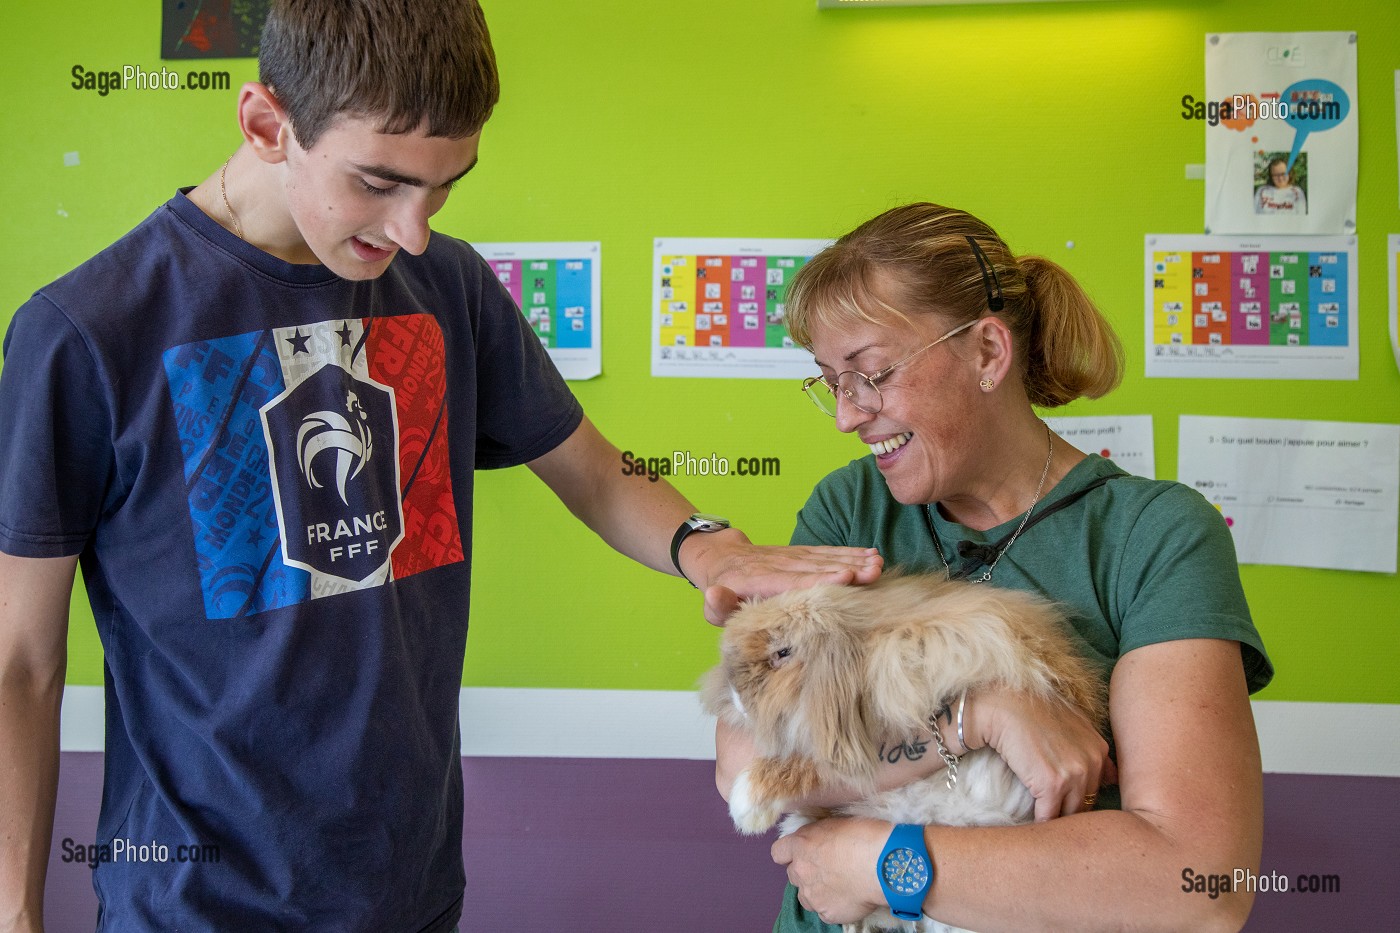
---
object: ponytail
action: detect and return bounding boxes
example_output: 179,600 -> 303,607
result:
1017,255 -> 1123,408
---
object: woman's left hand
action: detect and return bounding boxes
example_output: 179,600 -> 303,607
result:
966,686 -> 1117,822
770,816 -> 888,925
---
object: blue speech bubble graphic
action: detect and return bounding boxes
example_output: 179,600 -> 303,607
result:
1282,79 -> 1350,171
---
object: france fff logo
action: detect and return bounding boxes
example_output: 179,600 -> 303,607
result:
261,362 -> 405,583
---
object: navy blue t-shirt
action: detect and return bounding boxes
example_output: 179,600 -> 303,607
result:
0,192 -> 582,931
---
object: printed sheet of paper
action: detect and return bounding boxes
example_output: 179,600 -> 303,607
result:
1043,415 -> 1155,479
1390,234 -> 1400,373
652,238 -> 830,379
1145,235 -> 1357,380
479,242 -> 601,381
1205,32 -> 1357,235
1178,416 -> 1399,573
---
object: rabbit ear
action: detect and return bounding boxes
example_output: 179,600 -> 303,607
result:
799,628 -> 875,785
862,623 -> 940,739
698,664 -> 742,725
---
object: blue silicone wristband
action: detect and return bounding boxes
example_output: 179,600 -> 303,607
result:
877,823 -> 931,921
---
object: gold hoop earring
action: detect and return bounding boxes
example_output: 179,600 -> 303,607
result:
980,378 -> 995,390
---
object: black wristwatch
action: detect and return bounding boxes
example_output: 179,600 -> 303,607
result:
669,513 -> 731,587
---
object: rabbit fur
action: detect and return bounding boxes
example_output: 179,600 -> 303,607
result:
701,573 -> 1107,933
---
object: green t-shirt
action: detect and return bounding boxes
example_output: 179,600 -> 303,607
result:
773,454 -> 1272,933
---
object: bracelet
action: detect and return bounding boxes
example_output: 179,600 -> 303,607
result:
955,688 -> 968,753
927,711 -> 960,791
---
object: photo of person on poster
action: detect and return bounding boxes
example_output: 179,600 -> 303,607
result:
1254,153 -> 1309,214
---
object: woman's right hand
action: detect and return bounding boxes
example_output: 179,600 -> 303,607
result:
965,685 -> 1116,821
718,686 -> 1114,819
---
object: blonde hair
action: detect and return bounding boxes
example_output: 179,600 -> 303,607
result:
786,203 -> 1123,408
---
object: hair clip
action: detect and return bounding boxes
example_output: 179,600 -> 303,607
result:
965,236 -> 1005,312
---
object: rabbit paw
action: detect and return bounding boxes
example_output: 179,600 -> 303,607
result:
729,769 -> 784,834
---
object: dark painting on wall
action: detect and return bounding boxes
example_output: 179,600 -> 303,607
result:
162,0 -> 271,59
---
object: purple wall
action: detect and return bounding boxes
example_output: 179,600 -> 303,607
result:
44,754 -> 1398,931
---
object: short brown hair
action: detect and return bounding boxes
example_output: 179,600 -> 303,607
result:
260,0 -> 500,149
785,203 -> 1123,408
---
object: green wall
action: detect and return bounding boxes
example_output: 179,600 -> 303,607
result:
2,0 -> 1397,701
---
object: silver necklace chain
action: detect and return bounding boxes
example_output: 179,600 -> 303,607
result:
928,421 -> 1054,584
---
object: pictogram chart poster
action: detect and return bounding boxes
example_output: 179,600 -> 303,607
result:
479,242 -> 602,381
652,238 -> 830,379
1144,235 -> 1357,380
1178,415 -> 1399,573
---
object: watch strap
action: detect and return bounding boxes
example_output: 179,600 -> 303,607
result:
878,823 -> 931,921
669,514 -> 729,588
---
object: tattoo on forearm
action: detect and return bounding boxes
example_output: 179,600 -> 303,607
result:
877,700 -> 955,764
878,736 -> 929,765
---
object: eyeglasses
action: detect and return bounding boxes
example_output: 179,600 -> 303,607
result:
801,318 -> 978,416
800,235 -> 1003,417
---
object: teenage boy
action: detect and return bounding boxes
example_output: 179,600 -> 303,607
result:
0,2 -> 880,930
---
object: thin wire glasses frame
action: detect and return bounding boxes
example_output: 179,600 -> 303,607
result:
801,317 -> 979,416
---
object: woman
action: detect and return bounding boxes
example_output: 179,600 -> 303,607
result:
715,203 -> 1272,931
1254,157 -> 1307,214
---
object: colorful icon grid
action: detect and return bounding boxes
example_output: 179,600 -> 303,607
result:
490,258 -> 593,349
1152,250 -> 1347,349
657,254 -> 808,350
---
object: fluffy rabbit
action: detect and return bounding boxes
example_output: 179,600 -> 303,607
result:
701,574 -> 1107,933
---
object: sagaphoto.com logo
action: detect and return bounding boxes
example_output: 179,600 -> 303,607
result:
1178,92 -> 1341,127
71,64 -> 232,97
620,449 -> 781,483
1181,867 -> 1341,899
59,837 -> 220,868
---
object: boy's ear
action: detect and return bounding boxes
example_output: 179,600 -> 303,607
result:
238,82 -> 294,165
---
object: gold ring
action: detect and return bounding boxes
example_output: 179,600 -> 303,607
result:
1083,793 -> 1097,808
